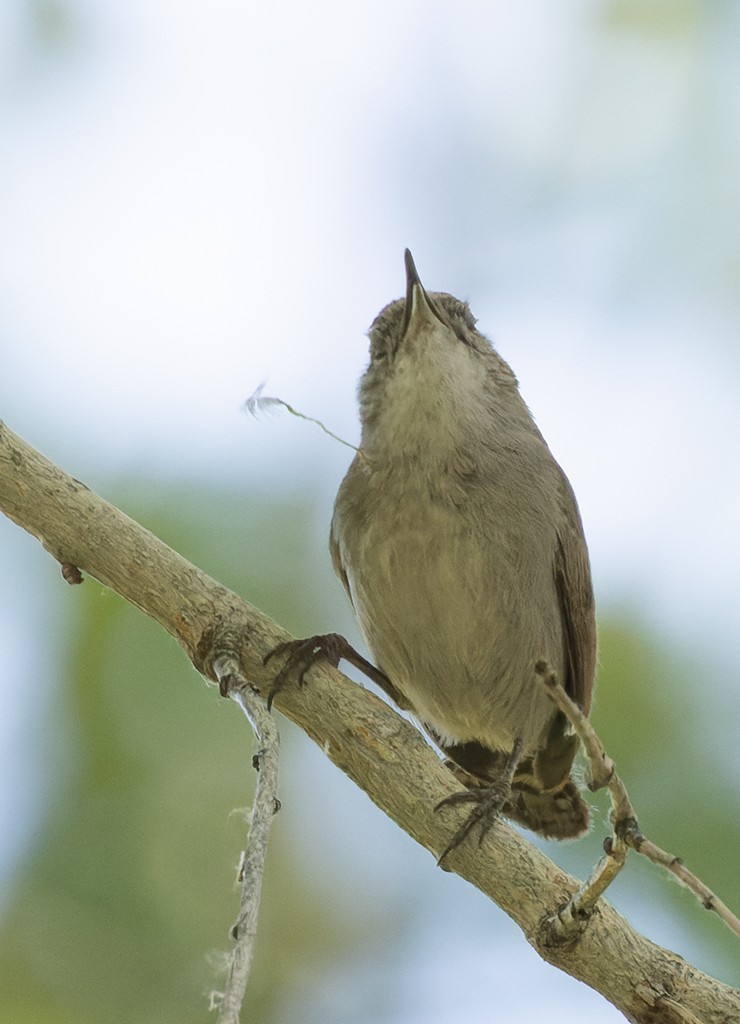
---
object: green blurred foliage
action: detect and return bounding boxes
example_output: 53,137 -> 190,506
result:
603,0 -> 700,34
0,480 -> 738,1024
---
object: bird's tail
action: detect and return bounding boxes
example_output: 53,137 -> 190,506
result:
505,778 -> 589,839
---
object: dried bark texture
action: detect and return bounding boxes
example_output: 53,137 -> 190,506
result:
0,419 -> 737,1024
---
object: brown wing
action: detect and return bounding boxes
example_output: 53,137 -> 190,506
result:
553,472 -> 597,715
527,471 -> 596,800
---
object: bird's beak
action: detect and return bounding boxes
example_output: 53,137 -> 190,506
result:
402,249 -> 446,337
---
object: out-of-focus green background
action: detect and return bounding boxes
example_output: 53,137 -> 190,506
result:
1,2 -> 739,1022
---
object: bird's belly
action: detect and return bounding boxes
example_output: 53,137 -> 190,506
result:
343,505 -> 559,753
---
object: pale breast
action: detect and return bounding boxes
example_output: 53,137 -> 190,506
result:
331,461 -> 564,754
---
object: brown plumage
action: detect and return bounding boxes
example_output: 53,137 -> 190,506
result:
329,251 -> 597,849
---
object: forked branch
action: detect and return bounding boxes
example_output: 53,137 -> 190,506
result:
536,661 -> 740,942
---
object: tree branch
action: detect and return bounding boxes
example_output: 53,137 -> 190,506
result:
1,420 -> 738,1024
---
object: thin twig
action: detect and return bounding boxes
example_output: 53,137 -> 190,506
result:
536,661 -> 740,941
535,661 -> 615,792
211,657 -> 280,1024
630,834 -> 740,938
535,661 -> 630,942
543,838 -> 628,945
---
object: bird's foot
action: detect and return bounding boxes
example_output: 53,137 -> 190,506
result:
263,633 -> 406,710
263,633 -> 349,710
435,738 -> 523,864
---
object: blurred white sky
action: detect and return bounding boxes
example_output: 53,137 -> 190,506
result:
2,1 -> 740,1019
2,0 -> 738,651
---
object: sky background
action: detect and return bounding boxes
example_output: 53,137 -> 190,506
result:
1,1 -> 739,1021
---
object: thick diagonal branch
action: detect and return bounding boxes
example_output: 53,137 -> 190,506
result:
0,420 -> 738,1024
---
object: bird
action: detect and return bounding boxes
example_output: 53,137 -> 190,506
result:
267,250 -> 597,861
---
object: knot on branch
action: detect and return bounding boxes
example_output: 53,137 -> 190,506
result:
614,814 -> 644,849
538,896 -> 595,950
194,623 -> 255,695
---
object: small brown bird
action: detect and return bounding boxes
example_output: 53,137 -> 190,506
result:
269,251 -> 596,860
